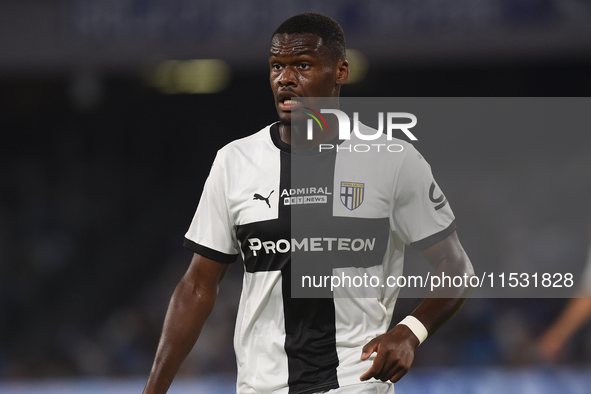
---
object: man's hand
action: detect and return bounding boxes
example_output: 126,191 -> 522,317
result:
359,323 -> 420,383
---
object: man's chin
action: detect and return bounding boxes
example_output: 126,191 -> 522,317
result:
277,111 -> 291,125
280,109 -> 309,127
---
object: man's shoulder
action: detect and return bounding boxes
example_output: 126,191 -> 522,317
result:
216,123 -> 276,158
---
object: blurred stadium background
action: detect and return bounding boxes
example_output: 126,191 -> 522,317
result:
1,0 -> 591,393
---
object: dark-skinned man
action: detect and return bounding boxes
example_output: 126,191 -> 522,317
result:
143,12 -> 474,394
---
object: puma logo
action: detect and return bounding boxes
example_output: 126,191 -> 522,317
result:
253,190 -> 274,208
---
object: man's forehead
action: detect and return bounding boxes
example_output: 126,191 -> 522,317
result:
269,33 -> 325,56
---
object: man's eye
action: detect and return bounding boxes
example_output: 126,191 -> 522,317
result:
272,64 -> 282,70
300,63 -> 310,69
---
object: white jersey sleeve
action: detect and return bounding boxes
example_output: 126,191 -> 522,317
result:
391,144 -> 456,250
184,151 -> 240,263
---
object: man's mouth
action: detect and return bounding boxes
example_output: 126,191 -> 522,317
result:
278,97 -> 300,111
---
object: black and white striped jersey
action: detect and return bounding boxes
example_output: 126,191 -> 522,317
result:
184,123 -> 456,394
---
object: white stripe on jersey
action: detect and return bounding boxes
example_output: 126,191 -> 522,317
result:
235,270 -> 289,394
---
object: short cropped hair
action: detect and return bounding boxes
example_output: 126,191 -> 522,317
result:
272,12 -> 346,61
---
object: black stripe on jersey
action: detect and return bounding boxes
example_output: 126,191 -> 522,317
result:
235,131 -> 341,393
237,214 -> 390,275
410,220 -> 457,251
280,148 -> 340,394
183,238 -> 239,264
237,218 -> 291,272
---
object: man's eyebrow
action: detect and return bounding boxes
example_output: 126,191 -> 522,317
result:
293,50 -> 316,56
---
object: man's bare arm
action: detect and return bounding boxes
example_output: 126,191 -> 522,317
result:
143,253 -> 229,394
360,231 -> 474,383
537,292 -> 591,360
411,231 -> 475,334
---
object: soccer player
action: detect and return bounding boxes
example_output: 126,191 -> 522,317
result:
143,12 -> 474,394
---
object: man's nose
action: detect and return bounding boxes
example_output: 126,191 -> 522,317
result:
278,67 -> 297,86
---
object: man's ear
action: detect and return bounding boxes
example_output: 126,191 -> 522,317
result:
336,59 -> 349,85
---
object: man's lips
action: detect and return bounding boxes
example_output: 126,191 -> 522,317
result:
277,91 -> 302,112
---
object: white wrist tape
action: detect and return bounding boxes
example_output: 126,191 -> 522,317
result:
397,315 -> 428,345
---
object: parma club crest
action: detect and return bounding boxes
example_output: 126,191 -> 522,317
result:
340,181 -> 364,210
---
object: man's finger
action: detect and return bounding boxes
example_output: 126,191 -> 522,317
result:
389,366 -> 409,383
382,363 -> 404,382
359,346 -> 388,381
359,364 -> 378,382
360,338 -> 378,360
